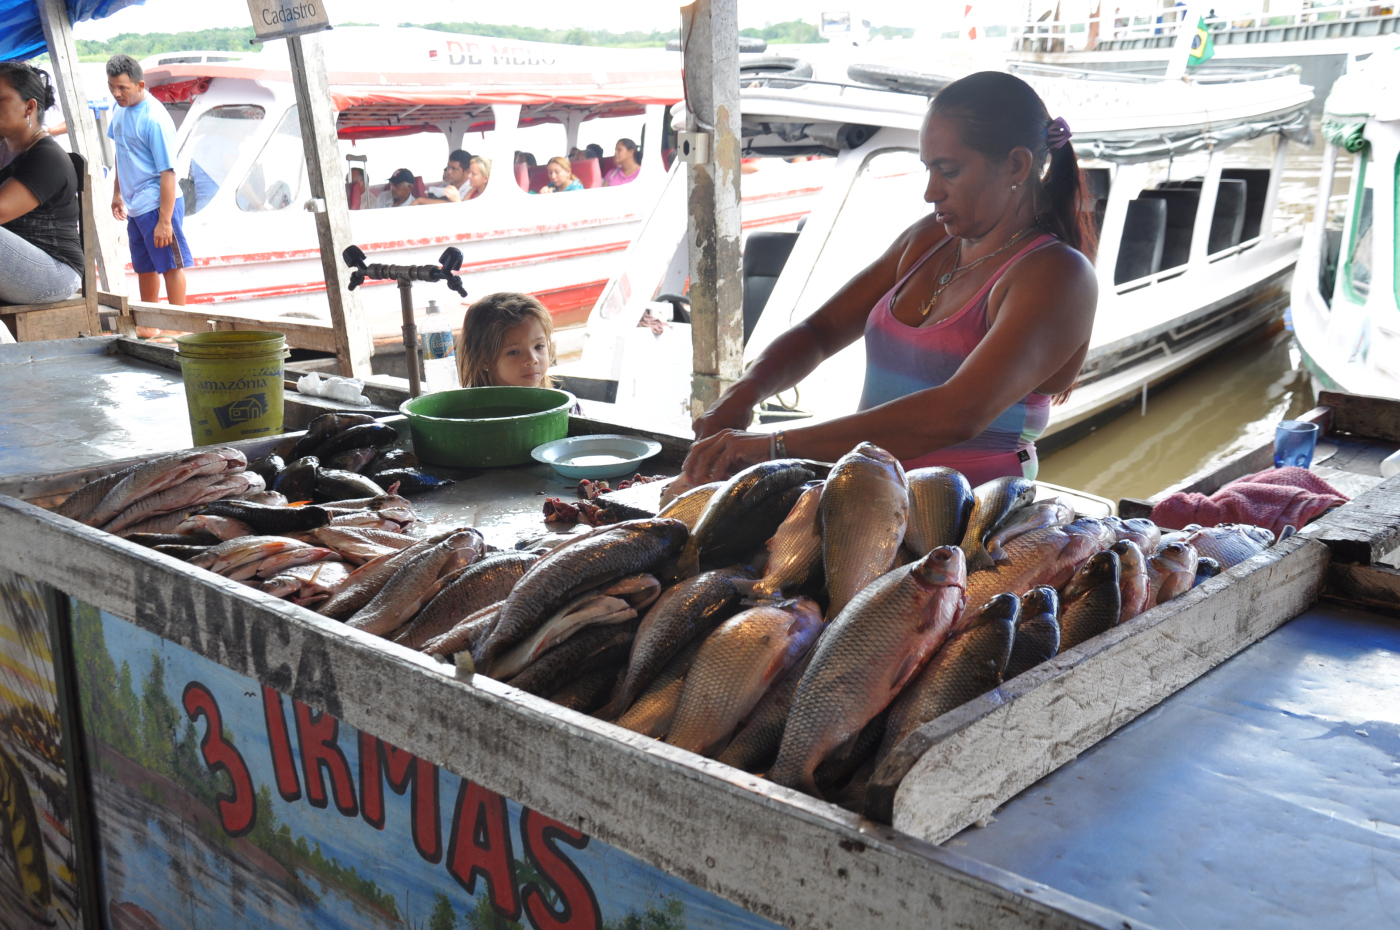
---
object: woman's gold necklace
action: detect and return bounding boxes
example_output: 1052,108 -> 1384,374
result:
919,224 -> 1038,318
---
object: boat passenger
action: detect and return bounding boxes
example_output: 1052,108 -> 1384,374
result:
371,168 -> 417,209
415,149 -> 471,205
535,157 -> 583,195
455,292 -> 556,389
347,166 -> 368,209
681,71 -> 1099,487
0,62 -> 83,306
514,151 -> 538,167
465,156 -> 490,201
604,138 -> 641,186
584,143 -> 604,160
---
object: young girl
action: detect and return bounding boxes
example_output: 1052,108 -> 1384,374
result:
455,292 -> 556,389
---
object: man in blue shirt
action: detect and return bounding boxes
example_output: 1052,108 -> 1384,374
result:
106,54 -> 191,305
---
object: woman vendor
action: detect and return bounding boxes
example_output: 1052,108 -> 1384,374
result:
682,72 -> 1098,486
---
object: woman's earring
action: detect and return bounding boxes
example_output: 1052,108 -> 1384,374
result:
1010,183 -> 1018,191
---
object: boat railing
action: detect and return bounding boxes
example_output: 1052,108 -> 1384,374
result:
1006,60 -> 1302,85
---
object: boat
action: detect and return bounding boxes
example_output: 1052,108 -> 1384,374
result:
1289,41 -> 1400,400
569,50 -> 1316,441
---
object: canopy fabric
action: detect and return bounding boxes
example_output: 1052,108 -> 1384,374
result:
0,0 -> 143,62
1074,105 -> 1314,165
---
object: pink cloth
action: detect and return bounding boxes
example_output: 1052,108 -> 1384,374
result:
604,166 -> 639,186
1151,466 -> 1349,537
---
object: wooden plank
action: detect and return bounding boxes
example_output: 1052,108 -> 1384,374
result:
1319,390 -> 1400,444
111,335 -> 180,371
9,303 -> 96,341
1325,562 -> 1400,618
127,302 -> 339,353
879,535 -> 1329,841
0,495 -> 1128,930
1303,474 -> 1400,565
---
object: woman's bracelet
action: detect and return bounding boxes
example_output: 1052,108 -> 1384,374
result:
767,431 -> 790,461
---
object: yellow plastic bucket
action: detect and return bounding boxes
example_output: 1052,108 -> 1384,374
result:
175,331 -> 290,446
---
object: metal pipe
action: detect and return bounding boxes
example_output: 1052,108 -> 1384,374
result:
400,280 -> 422,397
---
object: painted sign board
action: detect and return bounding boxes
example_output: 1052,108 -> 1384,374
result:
246,0 -> 332,44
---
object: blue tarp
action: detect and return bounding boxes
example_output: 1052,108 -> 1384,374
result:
1,0 -> 144,62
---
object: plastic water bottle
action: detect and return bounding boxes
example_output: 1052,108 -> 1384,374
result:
420,300 -> 460,393
1382,448 -> 1400,480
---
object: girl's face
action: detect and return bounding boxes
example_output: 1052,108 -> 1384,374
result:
547,162 -> 570,188
489,319 -> 550,387
467,163 -> 489,193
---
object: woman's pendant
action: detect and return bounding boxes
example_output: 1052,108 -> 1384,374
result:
938,272 -> 953,286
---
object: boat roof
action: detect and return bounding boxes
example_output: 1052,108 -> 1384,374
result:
1323,43 -> 1400,122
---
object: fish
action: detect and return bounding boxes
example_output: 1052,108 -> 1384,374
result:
314,469 -> 387,503
176,514 -> 254,541
613,638 -> 703,739
313,526 -> 417,561
242,491 -> 289,507
394,552 -> 539,651
658,473 -> 698,509
814,710 -> 887,794
85,447 -> 246,528
329,513 -> 403,531
768,546 -> 967,797
273,456 -> 319,502
321,494 -> 418,525
959,522 -> 1103,627
347,530 -> 486,637
363,449 -> 419,476
608,567 -> 756,714
667,598 -> 824,758
421,603 -> 502,658
1147,542 -> 1199,606
1103,516 -> 1161,553
239,472 -> 267,496
678,460 -> 815,576
1195,557 -> 1223,586
475,519 -> 688,670
325,448 -> 378,473
656,481 -> 722,531
550,663 -> 626,714
750,483 -> 824,599
260,560 -> 352,600
904,467 -> 975,557
819,443 -> 909,618
1003,586 -> 1060,680
318,529 -> 467,621
1059,550 -> 1122,651
490,574 -> 661,680
313,422 -> 400,461
118,511 -> 203,537
508,624 -> 638,697
876,593 -> 1017,767
959,476 -> 1037,573
1112,540 -> 1152,623
126,530 -> 222,548
103,472 -> 255,535
247,452 -> 285,487
191,499 -> 333,534
189,536 -> 314,576
370,469 -> 457,495
715,650 -> 813,773
55,463 -> 138,522
288,411 -> 378,461
152,544 -> 211,561
985,499 -> 1075,563
234,547 -> 338,582
1182,524 -> 1274,569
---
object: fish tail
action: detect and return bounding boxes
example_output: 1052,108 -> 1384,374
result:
964,547 -> 994,573
987,541 -> 1009,564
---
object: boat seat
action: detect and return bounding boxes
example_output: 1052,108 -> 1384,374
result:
1113,198 -> 1167,285
413,176 -> 426,199
742,231 -> 798,344
528,166 -> 550,192
1222,168 -> 1270,241
1138,187 -> 1199,270
570,158 -> 602,189
601,155 -> 617,178
514,162 -> 531,192
1208,179 -> 1248,254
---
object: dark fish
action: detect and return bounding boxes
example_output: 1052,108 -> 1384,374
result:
960,476 -> 1037,573
325,448 -> 377,473
475,519 -> 688,670
315,469 -> 387,503
815,708 -> 887,794
1059,550 -> 1122,652
508,625 -> 637,697
421,603 -> 501,658
656,481 -> 723,531
152,544 -> 211,561
289,412 -> 377,461
750,483 -> 824,599
363,449 -> 419,476
394,553 -> 538,650
677,459 -> 815,576
820,443 -> 909,617
192,499 -> 332,534
54,463 -> 139,522
716,650 -> 813,773
126,530 -> 222,548
273,456 -> 319,502
1194,557 -> 1223,586
371,469 -> 457,495
876,594 -> 1017,768
904,467 -> 974,557
1003,586 -> 1060,680
613,637 -> 704,738
550,662 -> 625,714
248,453 -> 286,487
314,422 -> 400,461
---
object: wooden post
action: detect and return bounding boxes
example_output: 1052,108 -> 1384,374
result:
286,33 -> 374,378
37,0 -> 125,295
681,0 -> 744,421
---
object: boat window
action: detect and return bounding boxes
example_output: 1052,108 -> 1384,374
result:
174,104 -> 265,215
1344,152 -> 1373,300
236,107 -> 305,213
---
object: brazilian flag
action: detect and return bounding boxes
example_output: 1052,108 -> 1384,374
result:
1188,15 -> 1215,66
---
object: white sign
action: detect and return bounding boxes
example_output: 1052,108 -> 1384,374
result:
246,0 -> 331,44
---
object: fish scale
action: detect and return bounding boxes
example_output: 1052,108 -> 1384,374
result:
1004,586 -> 1060,680
509,624 -> 639,697
614,638 -> 705,738
904,467 -> 975,558
677,460 -> 814,576
716,649 -> 814,773
393,553 -> 537,650
1059,550 -> 1122,651
820,443 -> 909,618
86,447 -> 246,528
345,531 -> 485,636
656,482 -> 722,530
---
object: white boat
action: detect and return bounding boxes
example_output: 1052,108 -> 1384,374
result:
571,50 -> 1316,440
136,27 -> 825,356
1290,42 -> 1400,399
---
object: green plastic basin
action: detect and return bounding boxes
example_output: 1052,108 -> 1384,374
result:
399,386 -> 574,467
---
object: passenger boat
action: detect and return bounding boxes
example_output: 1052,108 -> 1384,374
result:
1289,43 -> 1400,401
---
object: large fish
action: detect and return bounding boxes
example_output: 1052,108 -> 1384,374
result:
768,547 -> 967,797
613,638 -> 704,738
677,460 -> 815,576
189,536 -> 312,576
876,593 -> 1016,767
656,481 -> 723,531
959,522 -> 1103,627
1112,540 -> 1151,623
1103,516 -> 1161,553
667,598 -> 824,757
103,472 -> 255,535
1059,550 -> 1122,651
820,443 -> 909,618
393,553 -> 537,650
85,447 -> 246,528
1148,542 -> 1199,606
347,530 -> 486,637
985,499 -> 1075,564
959,476 -> 1036,573
316,533 -> 459,620
608,567 -> 754,716
288,411 -> 377,461
508,622 -> 638,697
192,499 -> 333,535
313,526 -> 416,563
421,602 -> 501,658
55,463 -> 139,523
715,650 -> 813,773
1182,524 -> 1273,569
260,560 -> 352,601
232,547 -> 337,582
904,467 -> 974,558
1003,586 -> 1060,680
475,519 -> 687,670
750,482 -> 824,599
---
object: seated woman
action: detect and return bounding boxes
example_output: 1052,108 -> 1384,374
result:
0,63 -> 83,305
465,156 -> 491,200
604,138 -> 641,186
534,157 -> 583,194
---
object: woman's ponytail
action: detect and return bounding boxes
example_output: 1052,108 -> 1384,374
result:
1042,141 -> 1097,261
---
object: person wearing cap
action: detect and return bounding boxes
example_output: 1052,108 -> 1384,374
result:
681,71 -> 1100,489
372,168 -> 417,209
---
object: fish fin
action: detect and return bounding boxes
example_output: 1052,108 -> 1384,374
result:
889,653 -> 924,692
987,541 -> 1009,564
965,547 -> 994,573
1278,525 -> 1296,542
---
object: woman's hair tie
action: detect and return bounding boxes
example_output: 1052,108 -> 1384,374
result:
1046,116 -> 1072,150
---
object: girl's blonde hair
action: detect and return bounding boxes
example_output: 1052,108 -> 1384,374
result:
455,292 -> 556,388
470,155 -> 492,179
546,156 -> 577,188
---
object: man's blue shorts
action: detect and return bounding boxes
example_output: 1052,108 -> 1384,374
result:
127,207 -> 193,275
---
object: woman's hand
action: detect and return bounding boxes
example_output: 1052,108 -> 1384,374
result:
693,386 -> 757,441
682,429 -> 772,484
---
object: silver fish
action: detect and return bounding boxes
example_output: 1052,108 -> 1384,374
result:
820,443 -> 909,618
347,531 -> 486,637
960,476 -> 1036,573
750,482 -> 824,599
613,638 -> 704,739
86,447 -> 246,528
1112,540 -> 1152,623
904,467 -> 975,558
985,499 -> 1075,564
657,481 -> 723,531
1182,524 -> 1274,569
